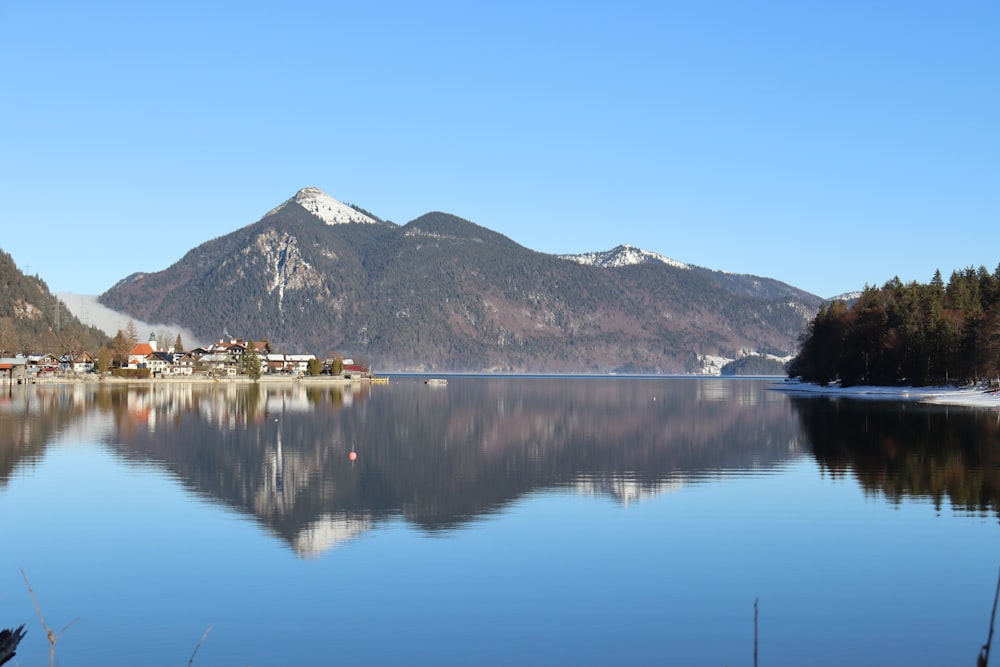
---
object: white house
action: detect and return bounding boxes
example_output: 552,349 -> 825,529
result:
60,353 -> 93,373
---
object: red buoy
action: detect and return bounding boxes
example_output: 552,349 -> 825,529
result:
349,451 -> 357,462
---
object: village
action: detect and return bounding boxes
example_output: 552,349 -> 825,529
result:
0,332 -> 373,384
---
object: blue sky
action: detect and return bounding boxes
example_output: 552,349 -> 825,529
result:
1,1 -> 997,299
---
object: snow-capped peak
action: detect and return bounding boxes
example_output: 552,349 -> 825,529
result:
557,244 -> 689,270
266,187 -> 379,226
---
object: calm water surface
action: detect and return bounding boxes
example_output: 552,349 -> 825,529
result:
1,376 -> 998,666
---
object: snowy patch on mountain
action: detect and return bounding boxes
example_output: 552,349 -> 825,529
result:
828,291 -> 863,303
558,244 -> 689,269
266,187 -> 379,226
696,353 -> 731,375
404,228 -> 484,243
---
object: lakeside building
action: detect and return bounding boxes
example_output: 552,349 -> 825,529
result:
8,333 -> 370,382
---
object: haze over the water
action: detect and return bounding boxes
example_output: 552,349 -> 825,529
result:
1,2 -> 996,299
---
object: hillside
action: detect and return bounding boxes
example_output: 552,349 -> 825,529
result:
98,188 -> 824,372
0,248 -> 109,356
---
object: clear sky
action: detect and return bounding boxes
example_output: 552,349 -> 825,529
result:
1,1 -> 997,299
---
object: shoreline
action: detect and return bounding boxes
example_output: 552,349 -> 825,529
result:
770,379 -> 1000,409
10,374 -> 369,386
15,374 -> 1000,409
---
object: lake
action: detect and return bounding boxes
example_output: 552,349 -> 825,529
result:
1,376 -> 998,666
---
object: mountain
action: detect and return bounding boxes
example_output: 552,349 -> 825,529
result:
98,188 -> 824,373
0,248 -> 109,356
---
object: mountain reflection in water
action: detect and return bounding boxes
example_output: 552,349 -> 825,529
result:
4,378 -> 1000,667
0,377 -> 804,557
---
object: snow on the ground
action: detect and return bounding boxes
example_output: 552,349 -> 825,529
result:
771,380 -> 1000,408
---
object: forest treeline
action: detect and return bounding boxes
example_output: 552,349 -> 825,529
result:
788,266 -> 1000,387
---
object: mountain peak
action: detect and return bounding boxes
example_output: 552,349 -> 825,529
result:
558,244 -> 690,269
266,187 -> 379,226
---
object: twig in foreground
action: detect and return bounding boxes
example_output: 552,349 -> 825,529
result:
20,568 -> 79,667
754,597 -> 759,667
979,567 -> 1000,667
188,624 -> 214,667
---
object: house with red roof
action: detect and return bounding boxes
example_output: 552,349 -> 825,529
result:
0,357 -> 28,384
127,343 -> 156,368
127,333 -> 159,369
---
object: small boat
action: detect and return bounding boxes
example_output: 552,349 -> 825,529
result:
424,378 -> 448,386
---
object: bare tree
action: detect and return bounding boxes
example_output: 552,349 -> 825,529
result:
59,330 -> 82,358
124,319 -> 139,350
157,329 -> 172,351
0,318 -> 18,357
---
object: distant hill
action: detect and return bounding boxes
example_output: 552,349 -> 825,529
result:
720,355 -> 788,376
0,248 -> 109,355
98,188 -> 824,372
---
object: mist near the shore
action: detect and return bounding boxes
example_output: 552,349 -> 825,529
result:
57,292 -> 202,348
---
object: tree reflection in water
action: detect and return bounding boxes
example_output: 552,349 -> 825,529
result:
791,396 -> 1000,517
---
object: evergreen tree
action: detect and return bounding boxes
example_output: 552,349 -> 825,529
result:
96,345 -> 112,375
240,340 -> 263,381
174,333 -> 184,352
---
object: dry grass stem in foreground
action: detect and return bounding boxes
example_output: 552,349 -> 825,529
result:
754,597 -> 759,667
19,568 -> 79,667
979,567 -> 1000,667
188,624 -> 214,667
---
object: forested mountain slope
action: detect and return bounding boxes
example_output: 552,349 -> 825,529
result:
0,248 -> 108,355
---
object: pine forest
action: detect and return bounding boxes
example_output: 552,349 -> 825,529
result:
787,266 -> 1000,387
